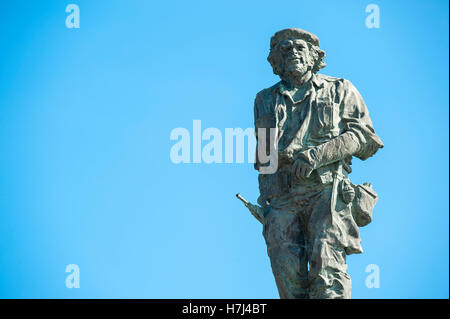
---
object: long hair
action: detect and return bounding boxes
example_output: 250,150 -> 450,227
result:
267,42 -> 326,76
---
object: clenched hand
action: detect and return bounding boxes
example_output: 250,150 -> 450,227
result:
292,158 -> 314,179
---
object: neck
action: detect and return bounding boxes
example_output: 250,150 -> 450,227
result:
281,70 -> 312,89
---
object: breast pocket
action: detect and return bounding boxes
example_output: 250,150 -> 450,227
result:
315,101 -> 339,134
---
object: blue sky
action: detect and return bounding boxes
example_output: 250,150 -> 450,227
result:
0,0 -> 448,298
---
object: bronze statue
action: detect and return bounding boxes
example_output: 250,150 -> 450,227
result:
238,28 -> 383,299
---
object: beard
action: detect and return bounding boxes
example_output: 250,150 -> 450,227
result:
283,63 -> 309,78
280,56 -> 313,80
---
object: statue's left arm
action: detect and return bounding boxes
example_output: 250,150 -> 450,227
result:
299,80 -> 384,171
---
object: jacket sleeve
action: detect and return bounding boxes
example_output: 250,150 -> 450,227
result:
253,90 -> 276,170
253,93 -> 262,171
340,80 -> 384,161
300,80 -> 383,169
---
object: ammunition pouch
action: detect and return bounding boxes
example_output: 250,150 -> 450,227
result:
350,183 -> 378,227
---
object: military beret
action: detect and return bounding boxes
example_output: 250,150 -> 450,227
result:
270,28 -> 320,49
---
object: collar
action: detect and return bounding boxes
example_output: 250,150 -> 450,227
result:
311,74 -> 325,88
275,73 -> 324,96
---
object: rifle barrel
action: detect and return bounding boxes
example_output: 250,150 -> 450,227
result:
236,193 -> 249,205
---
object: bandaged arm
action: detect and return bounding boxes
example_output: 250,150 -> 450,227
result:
299,80 -> 383,169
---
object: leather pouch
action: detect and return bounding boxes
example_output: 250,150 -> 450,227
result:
351,183 -> 378,227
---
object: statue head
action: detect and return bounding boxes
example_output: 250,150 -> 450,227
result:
267,28 -> 326,80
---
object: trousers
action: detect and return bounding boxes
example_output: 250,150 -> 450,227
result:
262,183 -> 352,299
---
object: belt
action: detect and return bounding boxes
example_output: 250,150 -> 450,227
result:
259,160 -> 349,205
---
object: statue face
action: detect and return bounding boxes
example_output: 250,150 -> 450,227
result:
278,38 -> 313,77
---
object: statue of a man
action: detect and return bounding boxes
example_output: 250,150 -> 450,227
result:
252,28 -> 383,299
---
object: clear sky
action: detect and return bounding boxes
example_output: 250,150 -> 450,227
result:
0,0 -> 448,298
